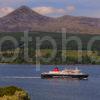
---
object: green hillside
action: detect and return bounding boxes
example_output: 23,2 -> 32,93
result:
0,31 -> 100,50
0,31 -> 100,64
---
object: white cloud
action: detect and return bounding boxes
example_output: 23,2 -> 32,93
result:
0,7 -> 14,17
33,5 -> 76,16
33,7 -> 66,15
67,5 -> 76,13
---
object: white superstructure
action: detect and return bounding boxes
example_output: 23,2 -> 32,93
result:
45,67 -> 83,75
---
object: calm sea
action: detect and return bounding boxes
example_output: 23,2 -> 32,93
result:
0,64 -> 100,100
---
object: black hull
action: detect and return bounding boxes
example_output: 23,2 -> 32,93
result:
41,74 -> 89,80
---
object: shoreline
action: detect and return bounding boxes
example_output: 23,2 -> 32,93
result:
0,63 -> 100,66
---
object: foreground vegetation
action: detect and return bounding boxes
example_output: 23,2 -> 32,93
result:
0,86 -> 30,100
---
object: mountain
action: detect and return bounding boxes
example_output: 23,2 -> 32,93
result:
0,5 -> 100,34
0,6 -> 53,32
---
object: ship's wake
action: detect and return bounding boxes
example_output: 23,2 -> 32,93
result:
0,76 -> 41,79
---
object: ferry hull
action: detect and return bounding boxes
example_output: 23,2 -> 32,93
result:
41,74 -> 89,80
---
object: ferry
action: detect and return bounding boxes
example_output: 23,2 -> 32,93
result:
41,67 -> 89,80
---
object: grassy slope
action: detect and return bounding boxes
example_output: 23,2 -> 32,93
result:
0,32 -> 100,64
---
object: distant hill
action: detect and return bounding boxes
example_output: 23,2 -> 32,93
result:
0,5 -> 100,34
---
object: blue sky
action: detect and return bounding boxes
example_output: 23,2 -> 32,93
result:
0,0 -> 100,18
